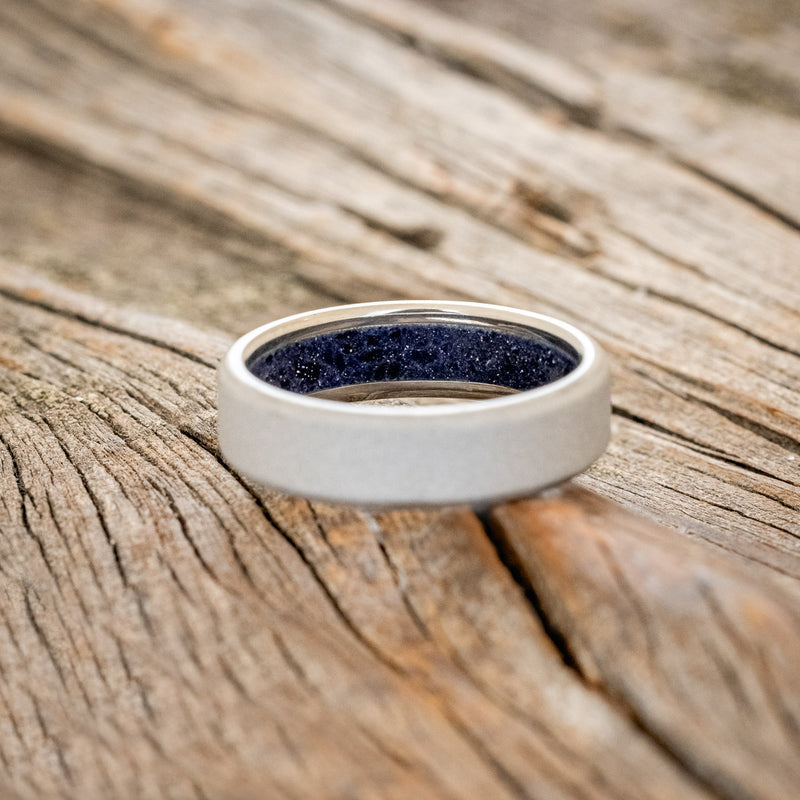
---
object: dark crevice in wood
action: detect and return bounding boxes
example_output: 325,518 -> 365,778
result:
41,492 -> 87,606
22,587 -> 68,692
478,510 -> 581,673
437,703 -> 534,800
36,414 -> 136,595
256,496 -> 410,676
0,286 -> 217,369
218,656 -> 252,701
674,157 -> 800,235
628,366 -> 800,464
353,722 -> 416,771
595,539 -> 659,665
0,430 -> 57,581
0,7 -> 598,267
270,631 -> 312,690
512,180 -> 576,223
304,502 -> 344,566
274,722 -> 306,772
483,513 -> 733,800
612,405 -> 798,490
667,482 -> 800,541
613,404 -> 728,455
158,553 -> 192,602
0,431 -> 30,532
683,465 -> 799,515
313,0 -> 601,127
18,333 -> 83,376
591,259 -> 800,362
687,396 -> 800,458
621,711 -> 735,800
700,636 -> 754,715
374,540 -> 432,642
0,680 -> 29,756
191,780 -> 211,800
609,225 -> 800,315
610,226 -> 724,283
364,514 -> 432,641
339,206 -> 444,250
659,293 -> 800,363
50,605 -> 96,714
112,634 -> 155,723
143,476 -> 222,590
32,695 -> 73,784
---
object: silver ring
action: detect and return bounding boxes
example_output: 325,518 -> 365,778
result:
217,301 -> 610,507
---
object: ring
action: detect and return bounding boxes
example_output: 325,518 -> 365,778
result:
217,301 -> 610,507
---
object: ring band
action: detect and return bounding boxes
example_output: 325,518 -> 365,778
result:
218,301 -> 610,507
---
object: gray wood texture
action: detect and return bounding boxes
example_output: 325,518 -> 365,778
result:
0,0 -> 798,797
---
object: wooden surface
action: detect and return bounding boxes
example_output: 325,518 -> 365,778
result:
0,0 -> 798,797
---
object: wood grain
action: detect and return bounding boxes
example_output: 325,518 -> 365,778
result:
494,489 -> 800,800
0,0 -> 798,796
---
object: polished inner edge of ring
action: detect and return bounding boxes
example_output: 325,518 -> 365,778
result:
246,312 -> 580,403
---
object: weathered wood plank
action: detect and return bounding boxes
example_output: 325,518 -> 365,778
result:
0,137 -> 349,332
0,0 -> 797,581
425,0 -> 800,118
0,264 -> 722,799
344,0 -> 800,225
1,1 -> 799,794
493,489 -> 800,800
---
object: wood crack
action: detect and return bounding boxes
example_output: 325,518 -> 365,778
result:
36,415 -> 135,592
313,0 -> 601,127
437,703 -> 534,800
484,506 -> 739,800
0,3 -> 601,269
0,286 -> 216,370
256,499 -> 410,676
0,428 -> 60,583
305,502 -> 344,566
270,631 -> 312,690
667,482 -> 800,540
338,205 -> 444,250
23,587 -> 68,692
627,365 -> 800,459
612,405 -> 799,491
589,256 -> 800,361
32,694 -> 72,784
673,156 -> 800,235
143,475 -> 223,590
595,539 -> 660,665
478,510 -> 582,672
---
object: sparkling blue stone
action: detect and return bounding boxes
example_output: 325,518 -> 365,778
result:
246,322 -> 580,394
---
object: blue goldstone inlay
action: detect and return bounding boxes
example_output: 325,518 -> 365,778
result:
246,322 -> 579,395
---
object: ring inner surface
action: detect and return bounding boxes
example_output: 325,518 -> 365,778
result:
246,315 -> 580,403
